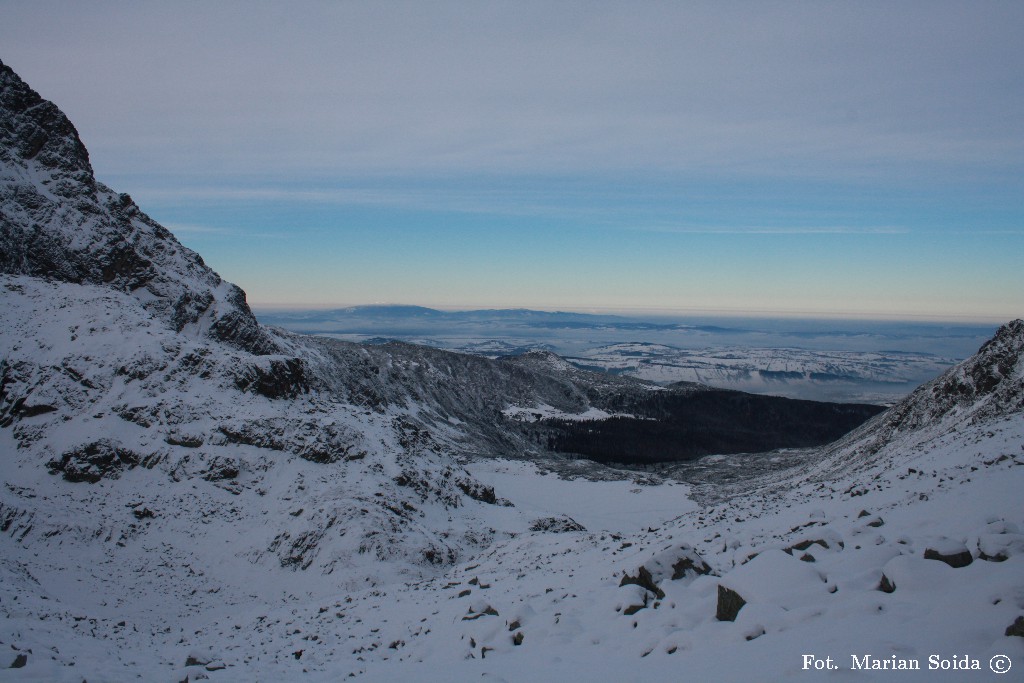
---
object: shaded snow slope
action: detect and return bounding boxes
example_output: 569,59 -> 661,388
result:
0,275 -> 514,581
2,326 -> 1021,681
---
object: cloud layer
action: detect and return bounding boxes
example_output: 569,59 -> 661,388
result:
4,1 -> 1023,179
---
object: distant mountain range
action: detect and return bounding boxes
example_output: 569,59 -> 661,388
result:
259,304 -> 684,333
258,304 -> 995,347
257,304 -> 992,403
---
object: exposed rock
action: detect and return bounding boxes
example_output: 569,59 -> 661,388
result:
132,506 -> 156,520
296,422 -> 365,464
529,516 -> 586,533
0,60 -> 280,356
977,533 -> 1024,562
11,400 -> 57,419
622,601 -> 647,616
462,605 -> 499,621
184,653 -> 210,667
9,652 -> 27,668
619,566 -> 665,600
47,439 -> 141,482
665,547 -> 714,580
1006,616 -> 1024,638
878,574 -> 896,593
456,479 -> 498,505
620,543 -> 714,607
830,319 -> 1024,460
784,539 -> 830,555
923,540 -> 973,568
233,358 -> 309,399
165,432 -> 204,448
200,455 -> 240,482
716,584 -> 746,621
216,421 -> 287,451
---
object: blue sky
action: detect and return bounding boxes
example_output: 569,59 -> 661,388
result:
2,1 -> 1022,320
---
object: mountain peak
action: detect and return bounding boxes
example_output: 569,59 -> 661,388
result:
928,317 -> 1023,411
0,60 -> 277,355
822,319 -> 1023,465
0,60 -> 94,193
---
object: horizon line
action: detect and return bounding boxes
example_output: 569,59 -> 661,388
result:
249,301 -> 1014,325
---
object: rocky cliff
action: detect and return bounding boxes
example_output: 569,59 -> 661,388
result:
0,59 -> 276,355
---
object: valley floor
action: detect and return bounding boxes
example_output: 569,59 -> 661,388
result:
2,414 -> 1023,682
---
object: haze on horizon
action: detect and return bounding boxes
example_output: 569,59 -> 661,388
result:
2,1 -> 1022,322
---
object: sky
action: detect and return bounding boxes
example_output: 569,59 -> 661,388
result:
1,1 -> 1022,320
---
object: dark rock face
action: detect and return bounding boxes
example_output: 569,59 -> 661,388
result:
201,455 -> 240,482
869,319 -> 1024,442
716,585 -> 746,621
233,358 -> 310,399
784,539 -> 831,555
528,516 -> 586,533
0,60 -> 277,356
0,63 -> 93,196
620,566 -> 665,600
670,552 -> 713,580
456,479 -> 498,505
1006,616 -> 1024,638
46,439 -> 142,483
808,319 -> 1024,476
923,546 -> 973,569
966,319 -> 1024,395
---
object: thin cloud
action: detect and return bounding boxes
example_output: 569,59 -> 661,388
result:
632,225 -> 912,236
164,223 -> 233,235
165,223 -> 286,240
2,2 -> 1021,179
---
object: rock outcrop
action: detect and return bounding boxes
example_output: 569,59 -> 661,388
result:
0,59 -> 277,355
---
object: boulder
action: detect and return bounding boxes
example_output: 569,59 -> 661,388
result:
977,533 -> 1024,562
716,585 -> 746,621
619,566 -> 664,600
923,538 -> 973,568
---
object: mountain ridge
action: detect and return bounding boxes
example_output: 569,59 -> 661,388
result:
0,59 -> 276,356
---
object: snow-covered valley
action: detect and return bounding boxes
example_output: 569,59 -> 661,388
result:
2,57 -> 1023,683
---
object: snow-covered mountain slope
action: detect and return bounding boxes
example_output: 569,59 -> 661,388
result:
0,58 -> 696,596
1,59 -> 1022,680
230,324 -> 1020,683
1,320 -> 1021,681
